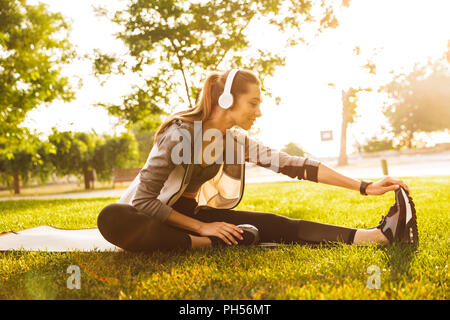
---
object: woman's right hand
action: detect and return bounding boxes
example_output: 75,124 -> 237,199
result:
198,222 -> 244,245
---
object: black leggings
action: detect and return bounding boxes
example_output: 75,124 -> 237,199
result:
97,196 -> 357,253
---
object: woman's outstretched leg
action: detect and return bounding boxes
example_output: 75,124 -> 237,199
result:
194,208 -> 391,246
194,208 -> 357,246
194,186 -> 415,247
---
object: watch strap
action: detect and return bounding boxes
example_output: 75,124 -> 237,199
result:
360,180 -> 373,196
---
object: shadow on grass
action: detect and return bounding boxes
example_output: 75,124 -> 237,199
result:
379,244 -> 418,280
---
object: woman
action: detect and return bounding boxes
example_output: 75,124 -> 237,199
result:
97,69 -> 418,253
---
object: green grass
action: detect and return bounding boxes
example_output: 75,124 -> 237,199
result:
0,176 -> 448,299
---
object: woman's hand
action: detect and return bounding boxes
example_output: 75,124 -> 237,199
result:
366,176 -> 410,196
198,222 -> 244,245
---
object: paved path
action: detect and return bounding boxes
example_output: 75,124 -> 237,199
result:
1,152 -> 449,200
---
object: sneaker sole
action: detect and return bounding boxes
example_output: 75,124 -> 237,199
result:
399,188 -> 419,247
257,242 -> 281,249
392,187 -> 408,242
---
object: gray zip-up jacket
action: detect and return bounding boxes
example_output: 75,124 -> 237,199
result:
117,119 -> 321,222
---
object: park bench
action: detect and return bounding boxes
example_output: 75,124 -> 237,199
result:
112,168 -> 142,188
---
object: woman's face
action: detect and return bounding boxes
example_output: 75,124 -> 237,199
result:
229,83 -> 262,130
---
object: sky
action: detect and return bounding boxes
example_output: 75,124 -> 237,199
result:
24,0 -> 450,157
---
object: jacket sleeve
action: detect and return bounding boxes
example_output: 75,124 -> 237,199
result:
131,124 -> 184,222
244,135 -> 321,182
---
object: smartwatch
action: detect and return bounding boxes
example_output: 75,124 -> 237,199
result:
360,180 -> 373,196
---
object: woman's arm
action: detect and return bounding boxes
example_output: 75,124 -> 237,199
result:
165,209 -> 204,233
240,132 -> 410,196
316,162 -> 410,195
315,162 -> 361,191
242,134 -> 320,182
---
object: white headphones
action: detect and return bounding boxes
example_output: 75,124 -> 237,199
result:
218,69 -> 239,109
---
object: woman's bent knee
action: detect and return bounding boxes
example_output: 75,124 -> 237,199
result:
98,203 -> 123,232
97,203 -> 140,248
97,203 -> 191,253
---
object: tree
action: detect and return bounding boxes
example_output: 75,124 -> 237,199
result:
130,126 -> 156,165
0,135 -> 54,194
93,132 -> 140,182
338,87 -> 371,165
48,130 -> 99,190
382,58 -> 450,148
362,136 -> 394,153
327,44 -> 378,166
48,130 -> 139,189
0,0 -> 76,157
281,142 -> 306,157
92,0 -> 345,130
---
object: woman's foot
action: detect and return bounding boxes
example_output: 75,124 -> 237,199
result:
353,228 -> 389,245
376,187 -> 418,246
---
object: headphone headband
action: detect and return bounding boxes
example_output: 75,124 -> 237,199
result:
218,69 -> 239,109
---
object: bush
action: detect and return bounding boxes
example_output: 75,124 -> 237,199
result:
281,142 -> 307,157
362,136 -> 394,153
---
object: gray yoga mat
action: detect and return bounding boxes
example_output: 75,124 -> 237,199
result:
0,226 -> 122,252
0,225 -> 281,252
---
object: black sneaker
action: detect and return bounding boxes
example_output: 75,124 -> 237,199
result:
376,187 -> 418,246
209,224 -> 260,246
236,224 -> 260,245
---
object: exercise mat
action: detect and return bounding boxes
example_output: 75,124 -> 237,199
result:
0,226 -> 122,252
0,225 -> 282,252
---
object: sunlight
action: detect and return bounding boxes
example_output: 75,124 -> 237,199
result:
23,0 -> 450,157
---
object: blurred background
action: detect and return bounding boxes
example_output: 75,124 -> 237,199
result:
1,0 -> 449,197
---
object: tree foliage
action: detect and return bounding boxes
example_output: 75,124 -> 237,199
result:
92,0 -> 344,129
0,130 -> 140,193
93,132 -> 140,181
362,136 -> 394,153
130,125 -> 156,165
281,142 -> 306,157
383,58 -> 450,148
0,0 -> 76,156
0,134 -> 54,194
48,130 -> 139,189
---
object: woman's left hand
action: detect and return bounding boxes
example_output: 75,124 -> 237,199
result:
366,176 -> 410,196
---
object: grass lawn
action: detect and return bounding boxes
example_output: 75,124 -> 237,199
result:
0,176 -> 448,300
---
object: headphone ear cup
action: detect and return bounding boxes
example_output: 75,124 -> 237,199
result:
218,93 -> 233,109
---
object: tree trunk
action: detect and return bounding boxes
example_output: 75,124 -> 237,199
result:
90,169 -> 96,190
407,132 -> 414,149
338,91 -> 349,166
13,172 -> 20,194
83,166 -> 91,190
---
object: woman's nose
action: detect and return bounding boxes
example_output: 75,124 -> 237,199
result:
255,106 -> 262,118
